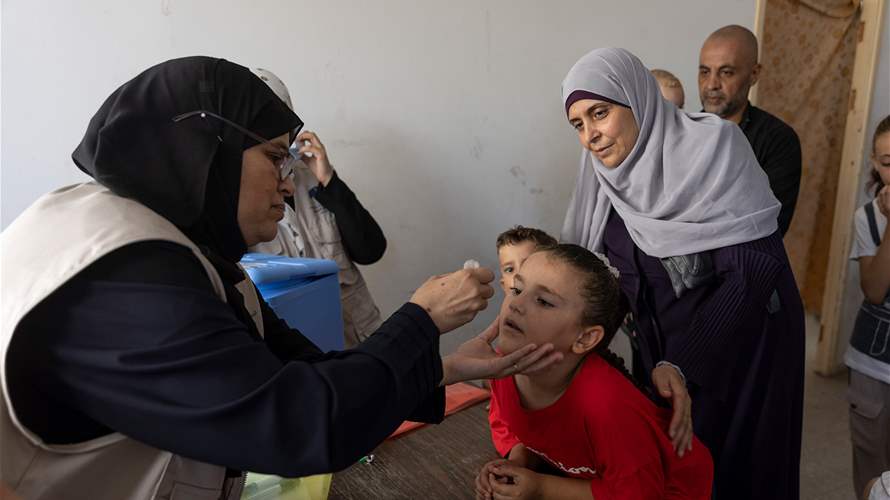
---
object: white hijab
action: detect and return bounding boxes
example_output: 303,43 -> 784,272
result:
559,48 -> 780,258
251,68 -> 295,109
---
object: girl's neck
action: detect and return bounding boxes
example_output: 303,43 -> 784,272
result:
515,355 -> 584,411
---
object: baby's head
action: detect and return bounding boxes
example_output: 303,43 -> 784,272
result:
651,68 -> 685,109
498,244 -> 625,363
496,226 -> 558,294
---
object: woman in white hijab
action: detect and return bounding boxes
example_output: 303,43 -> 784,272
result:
561,48 -> 805,500
249,68 -> 384,348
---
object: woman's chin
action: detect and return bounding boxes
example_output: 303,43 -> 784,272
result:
258,223 -> 281,243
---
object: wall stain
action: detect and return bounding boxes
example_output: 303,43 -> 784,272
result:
470,137 -> 484,160
509,165 -> 527,187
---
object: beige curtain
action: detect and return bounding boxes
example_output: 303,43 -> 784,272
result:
758,0 -> 861,313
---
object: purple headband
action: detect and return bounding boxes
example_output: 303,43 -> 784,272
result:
564,90 -> 629,116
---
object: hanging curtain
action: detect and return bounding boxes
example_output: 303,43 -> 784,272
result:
758,0 -> 861,313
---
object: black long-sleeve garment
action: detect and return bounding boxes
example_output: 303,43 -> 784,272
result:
604,210 -> 805,499
7,240 -> 444,477
738,103 -> 802,236
311,171 -> 387,265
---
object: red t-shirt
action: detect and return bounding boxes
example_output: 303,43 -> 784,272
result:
489,354 -> 713,500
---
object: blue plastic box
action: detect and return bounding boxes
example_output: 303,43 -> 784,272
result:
240,253 -> 344,352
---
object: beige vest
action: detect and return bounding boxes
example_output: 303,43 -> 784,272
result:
1,183 -> 264,500
251,167 -> 382,347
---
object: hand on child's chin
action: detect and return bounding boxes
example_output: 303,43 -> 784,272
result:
494,337 -> 522,357
497,322 -> 527,353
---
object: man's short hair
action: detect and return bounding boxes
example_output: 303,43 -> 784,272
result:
705,24 -> 759,66
496,226 -> 558,250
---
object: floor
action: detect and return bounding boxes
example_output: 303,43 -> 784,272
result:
800,314 -> 856,500
330,404 -> 495,500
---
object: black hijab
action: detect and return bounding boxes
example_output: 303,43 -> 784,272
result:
73,56 -> 302,266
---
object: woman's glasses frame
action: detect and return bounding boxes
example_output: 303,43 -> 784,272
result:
172,110 -> 303,180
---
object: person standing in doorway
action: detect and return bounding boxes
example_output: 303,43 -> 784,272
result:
848,115 -> 890,498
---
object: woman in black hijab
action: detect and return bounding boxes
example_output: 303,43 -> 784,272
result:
1,57 -> 559,498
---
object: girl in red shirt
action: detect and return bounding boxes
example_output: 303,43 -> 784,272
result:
477,244 -> 713,500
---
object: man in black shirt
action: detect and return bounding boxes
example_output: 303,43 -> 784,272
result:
699,25 -> 802,235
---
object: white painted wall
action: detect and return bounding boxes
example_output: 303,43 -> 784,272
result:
1,0 -> 754,354
837,2 -> 890,364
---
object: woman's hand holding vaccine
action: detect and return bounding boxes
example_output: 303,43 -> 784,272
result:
410,267 -> 496,334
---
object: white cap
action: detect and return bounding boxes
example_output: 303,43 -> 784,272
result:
251,68 -> 294,111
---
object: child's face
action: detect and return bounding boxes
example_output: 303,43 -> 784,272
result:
498,252 -> 598,357
497,241 -> 537,294
873,131 -> 890,186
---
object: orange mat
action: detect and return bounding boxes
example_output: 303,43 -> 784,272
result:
388,382 -> 490,439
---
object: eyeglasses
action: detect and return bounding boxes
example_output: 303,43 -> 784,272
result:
172,110 -> 304,180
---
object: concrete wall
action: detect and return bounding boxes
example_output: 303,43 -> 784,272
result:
1,0 -> 756,353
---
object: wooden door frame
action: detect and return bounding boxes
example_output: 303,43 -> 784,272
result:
753,0 -> 886,375
750,0 -> 769,106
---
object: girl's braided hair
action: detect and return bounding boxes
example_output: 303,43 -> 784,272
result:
540,244 -> 634,382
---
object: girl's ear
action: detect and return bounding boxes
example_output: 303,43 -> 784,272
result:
572,325 -> 605,355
